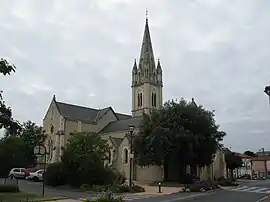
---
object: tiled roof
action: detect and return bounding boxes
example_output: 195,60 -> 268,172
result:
236,153 -> 251,159
55,101 -> 131,122
250,156 -> 270,161
100,117 -> 142,134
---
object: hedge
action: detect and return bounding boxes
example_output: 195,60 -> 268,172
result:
0,184 -> 19,193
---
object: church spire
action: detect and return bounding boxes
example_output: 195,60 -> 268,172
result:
139,11 -> 155,69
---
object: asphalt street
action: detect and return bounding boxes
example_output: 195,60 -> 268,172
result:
2,178 -> 270,201
1,178 -> 96,199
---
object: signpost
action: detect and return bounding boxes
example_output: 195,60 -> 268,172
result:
33,144 -> 47,196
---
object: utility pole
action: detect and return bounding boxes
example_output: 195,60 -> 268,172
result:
263,86 -> 270,179
260,148 -> 267,179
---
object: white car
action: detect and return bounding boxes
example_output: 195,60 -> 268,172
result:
26,169 -> 44,182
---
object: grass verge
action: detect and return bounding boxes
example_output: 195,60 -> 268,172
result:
0,192 -> 68,202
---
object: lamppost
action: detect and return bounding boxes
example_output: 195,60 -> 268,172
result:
129,125 -> 135,187
263,86 -> 270,178
264,86 -> 270,98
34,143 -> 48,196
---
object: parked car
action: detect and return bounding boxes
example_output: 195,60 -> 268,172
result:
25,168 -> 39,179
26,169 -> 44,182
8,168 -> 26,179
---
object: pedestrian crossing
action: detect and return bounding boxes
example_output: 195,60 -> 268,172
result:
227,185 -> 270,194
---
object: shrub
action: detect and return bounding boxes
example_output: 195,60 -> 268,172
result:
0,184 -> 19,192
82,196 -> 124,202
130,185 -> 145,193
80,184 -> 92,191
218,178 -> 239,186
183,180 -> 220,192
44,162 -> 67,187
108,184 -> 145,193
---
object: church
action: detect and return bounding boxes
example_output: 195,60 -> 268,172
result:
43,16 -> 165,182
43,16 -> 226,183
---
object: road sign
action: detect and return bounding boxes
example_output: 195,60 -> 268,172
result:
130,153 -> 134,159
34,145 -> 46,156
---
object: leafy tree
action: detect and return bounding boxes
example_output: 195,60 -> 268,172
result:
0,58 -> 21,135
60,132 -> 113,187
18,121 -> 46,166
0,136 -> 29,176
225,152 -> 243,179
244,150 -> 257,157
134,99 -> 226,181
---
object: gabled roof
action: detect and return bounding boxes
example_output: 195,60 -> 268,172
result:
56,101 -> 99,121
109,137 -> 124,147
100,117 -> 142,134
49,97 -> 131,122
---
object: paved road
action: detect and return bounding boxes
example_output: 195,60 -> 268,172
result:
2,178 -> 270,201
1,178 -> 97,199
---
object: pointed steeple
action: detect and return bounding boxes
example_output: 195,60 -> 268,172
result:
139,11 -> 155,70
157,59 -> 162,73
191,98 -> 197,107
132,59 -> 137,73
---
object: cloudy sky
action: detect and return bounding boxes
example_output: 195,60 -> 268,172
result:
1,0 -> 270,152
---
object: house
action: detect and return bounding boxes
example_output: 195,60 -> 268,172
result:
235,153 -> 252,177
250,156 -> 270,177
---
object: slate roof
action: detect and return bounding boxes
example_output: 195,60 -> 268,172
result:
55,101 -> 131,122
100,117 -> 142,134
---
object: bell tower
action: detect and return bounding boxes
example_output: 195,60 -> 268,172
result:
131,13 -> 163,117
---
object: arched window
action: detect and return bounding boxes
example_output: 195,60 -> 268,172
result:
108,151 -> 112,164
152,92 -> 157,107
123,148 -> 128,164
137,93 -> 143,107
50,125 -> 54,134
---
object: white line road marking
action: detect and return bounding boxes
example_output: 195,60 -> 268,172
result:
253,188 -> 270,193
255,195 -> 269,202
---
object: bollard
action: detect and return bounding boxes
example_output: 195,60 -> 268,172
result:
158,182 -> 162,193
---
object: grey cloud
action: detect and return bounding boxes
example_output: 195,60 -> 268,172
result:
1,0 -> 270,152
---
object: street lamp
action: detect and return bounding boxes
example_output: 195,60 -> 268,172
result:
264,86 -> 270,97
34,143 -> 48,196
129,125 -> 135,187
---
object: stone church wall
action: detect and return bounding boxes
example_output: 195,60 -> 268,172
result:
136,165 -> 163,183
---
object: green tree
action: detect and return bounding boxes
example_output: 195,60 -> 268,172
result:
0,136 -> 29,176
134,99 -> 226,181
244,150 -> 257,157
60,132 -> 113,187
225,152 -> 243,179
18,121 -> 45,166
0,58 -> 21,135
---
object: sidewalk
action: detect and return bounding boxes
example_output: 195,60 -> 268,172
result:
139,184 -> 183,195
44,200 -> 81,202
43,185 -> 184,202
